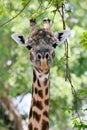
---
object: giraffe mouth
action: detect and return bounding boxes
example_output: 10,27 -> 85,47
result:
34,58 -> 50,73
40,59 -> 49,70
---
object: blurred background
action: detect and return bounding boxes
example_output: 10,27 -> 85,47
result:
0,0 -> 87,130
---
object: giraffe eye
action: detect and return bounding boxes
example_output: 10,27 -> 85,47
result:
37,54 -> 41,59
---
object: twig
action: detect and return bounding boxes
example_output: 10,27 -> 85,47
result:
31,0 -> 54,19
0,0 -> 31,27
0,0 -> 54,28
57,2 -> 82,123
52,9 -> 57,24
15,93 -> 28,108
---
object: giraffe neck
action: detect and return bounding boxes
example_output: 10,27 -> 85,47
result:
28,67 -> 50,130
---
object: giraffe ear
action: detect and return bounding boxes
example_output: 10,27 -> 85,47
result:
11,33 -> 26,46
55,30 -> 71,44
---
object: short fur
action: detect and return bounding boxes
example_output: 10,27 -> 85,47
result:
11,18 -> 70,130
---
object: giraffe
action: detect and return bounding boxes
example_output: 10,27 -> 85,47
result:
11,18 -> 70,130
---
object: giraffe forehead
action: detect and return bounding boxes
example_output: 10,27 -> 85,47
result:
32,28 -> 53,38
33,45 -> 54,53
26,29 -> 58,48
36,48 -> 49,54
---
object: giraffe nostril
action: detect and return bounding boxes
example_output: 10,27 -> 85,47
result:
45,53 -> 49,59
37,54 -> 41,60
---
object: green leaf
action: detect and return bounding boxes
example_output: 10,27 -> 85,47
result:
80,32 -> 87,50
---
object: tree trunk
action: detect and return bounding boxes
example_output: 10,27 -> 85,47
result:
0,96 -> 23,130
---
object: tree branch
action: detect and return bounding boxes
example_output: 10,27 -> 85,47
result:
57,2 -> 82,123
0,0 -> 31,27
0,96 -> 23,130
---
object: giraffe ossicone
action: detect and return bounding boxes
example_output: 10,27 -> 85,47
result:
11,18 -> 70,130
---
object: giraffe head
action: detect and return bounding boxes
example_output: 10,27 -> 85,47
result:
11,18 -> 70,71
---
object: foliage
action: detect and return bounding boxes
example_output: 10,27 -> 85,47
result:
0,0 -> 87,130
80,32 -> 87,50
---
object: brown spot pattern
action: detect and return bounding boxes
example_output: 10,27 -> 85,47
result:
33,70 -> 36,82
44,99 -> 49,106
43,111 -> 49,118
38,90 -> 43,98
34,128 -> 38,130
33,99 -> 43,110
33,111 -> 41,122
28,123 -> 33,130
35,87 -> 38,94
45,87 -> 48,95
29,108 -> 32,119
44,78 -> 48,86
42,119 -> 49,130
35,67 -> 41,73
45,70 -> 49,74
37,79 -> 41,87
